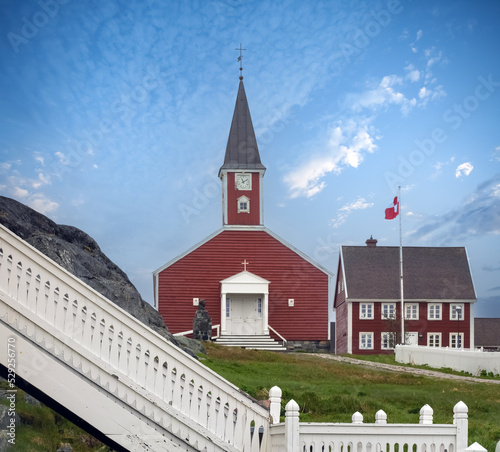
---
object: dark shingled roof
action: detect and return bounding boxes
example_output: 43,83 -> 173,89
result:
341,246 -> 476,300
219,80 -> 266,172
474,318 -> 500,347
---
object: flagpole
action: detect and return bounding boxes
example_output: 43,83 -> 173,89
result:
399,185 -> 404,344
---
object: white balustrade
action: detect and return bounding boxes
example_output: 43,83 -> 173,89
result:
0,224 -> 269,452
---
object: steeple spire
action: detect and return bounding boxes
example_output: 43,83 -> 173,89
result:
219,80 -> 266,173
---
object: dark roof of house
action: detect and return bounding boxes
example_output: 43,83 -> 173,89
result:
340,245 -> 476,300
474,318 -> 500,346
219,80 -> 266,173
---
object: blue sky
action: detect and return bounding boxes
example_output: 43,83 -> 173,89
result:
1,0 -> 499,318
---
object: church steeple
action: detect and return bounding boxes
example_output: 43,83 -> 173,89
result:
219,80 -> 266,173
219,79 -> 266,228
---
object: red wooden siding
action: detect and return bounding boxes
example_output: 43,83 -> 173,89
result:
158,230 -> 329,340
226,173 -> 261,225
350,302 -> 471,354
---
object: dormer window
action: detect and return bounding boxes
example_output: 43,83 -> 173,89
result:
237,195 -> 250,213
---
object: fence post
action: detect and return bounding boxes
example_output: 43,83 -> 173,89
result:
285,399 -> 300,452
269,386 -> 282,424
419,404 -> 433,425
454,401 -> 468,452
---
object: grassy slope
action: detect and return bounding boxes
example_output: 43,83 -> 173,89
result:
201,343 -> 500,452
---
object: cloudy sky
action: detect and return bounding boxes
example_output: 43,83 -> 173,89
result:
1,0 -> 499,317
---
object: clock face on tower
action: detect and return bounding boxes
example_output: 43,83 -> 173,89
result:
235,173 -> 252,190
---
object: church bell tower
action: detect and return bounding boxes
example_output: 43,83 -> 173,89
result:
218,78 -> 266,227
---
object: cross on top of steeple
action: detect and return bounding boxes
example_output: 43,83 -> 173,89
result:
241,259 -> 249,271
235,44 -> 246,80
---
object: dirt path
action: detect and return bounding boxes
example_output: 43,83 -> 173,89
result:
304,354 -> 500,384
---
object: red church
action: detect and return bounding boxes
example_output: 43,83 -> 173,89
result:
153,78 -> 332,351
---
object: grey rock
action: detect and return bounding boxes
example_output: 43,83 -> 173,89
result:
56,446 -> 73,452
0,196 -> 202,356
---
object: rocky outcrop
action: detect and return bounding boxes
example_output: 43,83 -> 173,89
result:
0,196 -> 202,356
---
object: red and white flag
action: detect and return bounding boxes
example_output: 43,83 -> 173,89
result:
385,196 -> 399,220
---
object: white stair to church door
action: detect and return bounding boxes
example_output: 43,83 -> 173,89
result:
215,335 -> 287,351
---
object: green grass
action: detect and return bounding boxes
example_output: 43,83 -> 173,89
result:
201,343 -> 500,452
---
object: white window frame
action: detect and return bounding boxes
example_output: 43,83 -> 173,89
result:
405,303 -> 419,320
450,333 -> 464,349
450,303 -> 464,321
359,303 -> 374,320
381,303 -> 396,320
359,332 -> 374,350
427,333 -> 441,347
381,332 -> 396,350
257,298 -> 262,319
428,303 -> 442,320
237,196 -> 250,213
226,297 -> 230,318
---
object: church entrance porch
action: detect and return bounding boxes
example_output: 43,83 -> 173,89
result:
219,269 -> 270,337
226,294 -> 263,335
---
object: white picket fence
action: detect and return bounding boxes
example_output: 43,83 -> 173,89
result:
267,386 -> 487,452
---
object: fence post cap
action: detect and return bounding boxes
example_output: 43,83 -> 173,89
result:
453,401 -> 468,418
285,399 -> 299,413
375,409 -> 387,424
465,442 -> 487,452
269,386 -> 282,398
419,404 -> 433,424
352,411 -> 363,424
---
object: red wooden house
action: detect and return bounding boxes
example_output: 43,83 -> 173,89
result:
334,237 -> 477,355
153,79 -> 332,350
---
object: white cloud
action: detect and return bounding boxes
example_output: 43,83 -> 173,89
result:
410,175 -> 500,242
416,29 -> 423,41
455,162 -> 474,178
27,194 -> 59,215
349,75 -> 411,114
331,197 -> 374,228
284,120 -> 377,198
13,187 -> 29,198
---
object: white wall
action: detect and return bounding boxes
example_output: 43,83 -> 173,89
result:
395,345 -> 500,376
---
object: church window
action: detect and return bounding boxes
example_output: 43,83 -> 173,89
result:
237,196 -> 250,213
359,332 -> 373,350
226,297 -> 230,318
257,298 -> 262,318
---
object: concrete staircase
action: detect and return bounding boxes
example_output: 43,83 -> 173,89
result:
215,335 -> 287,351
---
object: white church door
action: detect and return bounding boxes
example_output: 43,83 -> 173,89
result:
227,295 -> 263,335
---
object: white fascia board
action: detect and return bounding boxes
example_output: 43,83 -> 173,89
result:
464,246 -> 478,300
346,298 -> 477,303
339,246 -> 347,300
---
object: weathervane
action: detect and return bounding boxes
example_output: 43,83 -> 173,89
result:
235,43 -> 246,80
